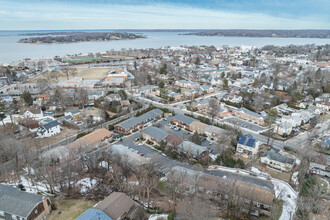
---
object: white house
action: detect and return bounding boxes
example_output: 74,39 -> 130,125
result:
37,120 -> 61,138
294,110 -> 312,124
316,101 -> 330,111
236,135 -> 259,157
291,115 -> 302,127
105,93 -> 121,102
64,109 -> 81,118
274,121 -> 292,136
260,149 -> 295,172
22,106 -> 43,119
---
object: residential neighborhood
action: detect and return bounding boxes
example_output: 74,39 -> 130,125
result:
0,42 -> 329,220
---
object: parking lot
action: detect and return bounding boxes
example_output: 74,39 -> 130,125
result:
120,132 -> 189,170
118,132 -> 273,189
220,117 -> 266,133
159,117 -> 218,153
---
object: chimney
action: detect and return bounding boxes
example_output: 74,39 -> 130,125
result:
42,196 -> 51,215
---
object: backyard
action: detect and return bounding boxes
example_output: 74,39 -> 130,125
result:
48,199 -> 98,220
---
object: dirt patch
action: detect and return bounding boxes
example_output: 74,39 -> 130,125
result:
102,55 -> 135,60
81,107 -> 103,118
29,67 -> 122,83
48,199 -> 97,220
23,127 -> 78,150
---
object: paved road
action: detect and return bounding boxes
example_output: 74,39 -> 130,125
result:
0,106 -> 147,174
119,131 -> 274,189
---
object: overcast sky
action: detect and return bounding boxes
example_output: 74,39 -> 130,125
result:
0,0 -> 329,30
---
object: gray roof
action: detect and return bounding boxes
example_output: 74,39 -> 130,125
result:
38,120 -> 59,134
111,145 -> 148,167
116,117 -> 141,130
279,121 -> 292,130
138,85 -> 157,92
178,141 -> 208,156
142,126 -> 168,142
65,109 -> 81,115
262,149 -> 294,165
173,114 -> 198,125
0,183 -> 44,218
41,120 -> 59,130
76,208 -> 112,220
239,107 -> 263,119
116,109 -> 163,130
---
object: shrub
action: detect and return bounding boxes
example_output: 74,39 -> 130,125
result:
51,202 -> 57,210
283,146 -> 296,152
108,124 -> 114,131
146,207 -> 163,214
168,212 -> 175,220
146,139 -> 154,145
17,184 -> 26,191
76,132 -> 89,139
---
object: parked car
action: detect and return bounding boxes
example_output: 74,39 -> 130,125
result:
135,137 -> 140,142
140,153 -> 144,157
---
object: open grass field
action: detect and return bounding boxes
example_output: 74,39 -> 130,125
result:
62,56 -> 102,63
29,67 -> 122,83
48,199 -> 98,220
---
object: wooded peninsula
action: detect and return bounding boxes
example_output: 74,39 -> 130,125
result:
18,32 -> 146,44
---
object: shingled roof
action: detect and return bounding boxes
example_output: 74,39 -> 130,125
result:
0,184 -> 44,218
94,192 -> 135,220
262,149 -> 294,165
142,126 -> 168,142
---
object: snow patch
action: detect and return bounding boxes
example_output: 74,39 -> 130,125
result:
291,172 -> 299,185
209,154 -> 218,161
77,178 -> 98,194
271,178 -> 298,220
148,214 -> 168,220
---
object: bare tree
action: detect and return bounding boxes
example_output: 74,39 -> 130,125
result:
208,98 -> 219,124
177,196 -> 217,220
136,161 -> 159,207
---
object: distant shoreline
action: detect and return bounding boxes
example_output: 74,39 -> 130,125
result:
17,31 -> 146,44
180,29 -> 330,39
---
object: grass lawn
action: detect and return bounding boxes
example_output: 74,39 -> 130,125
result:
48,199 -> 98,220
254,165 -> 291,182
